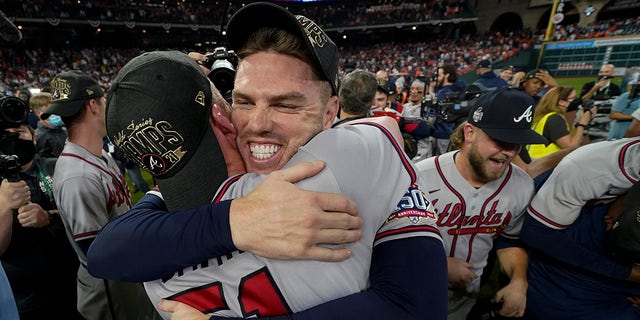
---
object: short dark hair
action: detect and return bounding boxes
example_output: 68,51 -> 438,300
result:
440,64 -> 458,83
339,70 -> 377,116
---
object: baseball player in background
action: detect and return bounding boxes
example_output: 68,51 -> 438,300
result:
89,3 -> 447,319
416,88 -> 548,319
521,137 -> 640,319
42,71 -> 159,319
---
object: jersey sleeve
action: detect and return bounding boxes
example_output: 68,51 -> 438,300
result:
87,191 -> 236,282
56,175 -> 110,243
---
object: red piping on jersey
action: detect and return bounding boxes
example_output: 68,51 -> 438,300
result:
375,225 -> 441,241
466,165 -> 512,262
73,230 -> 100,239
619,139 -> 640,184
434,154 -> 466,257
527,204 -> 567,229
356,122 -> 417,183
59,152 -> 129,197
212,174 -> 243,204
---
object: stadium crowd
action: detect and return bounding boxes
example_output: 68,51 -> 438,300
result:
2,0 -> 471,27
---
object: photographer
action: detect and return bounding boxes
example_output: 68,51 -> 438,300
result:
0,97 -> 81,319
567,64 -> 623,127
608,84 -> 640,140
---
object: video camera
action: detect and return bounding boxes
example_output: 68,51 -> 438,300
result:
201,47 -> 238,104
434,84 -> 487,126
0,95 -> 28,181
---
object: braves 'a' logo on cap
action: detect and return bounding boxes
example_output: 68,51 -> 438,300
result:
50,77 -> 71,101
142,154 -> 167,174
513,105 -> 533,123
296,15 -> 327,48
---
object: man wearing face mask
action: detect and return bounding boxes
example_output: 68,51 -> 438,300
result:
29,92 -> 67,158
0,106 -> 82,319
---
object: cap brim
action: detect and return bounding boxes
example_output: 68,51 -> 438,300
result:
41,100 -> 85,120
482,128 -> 548,145
155,124 -> 228,212
226,2 -> 336,94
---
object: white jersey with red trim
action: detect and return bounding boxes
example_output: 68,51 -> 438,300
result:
54,141 -> 148,320
144,122 -> 442,318
53,141 -> 132,265
416,151 -> 534,293
528,138 -> 640,229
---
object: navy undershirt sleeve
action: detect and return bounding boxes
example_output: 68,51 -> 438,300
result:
87,193 -> 236,282
520,212 -> 631,280
210,237 -> 448,320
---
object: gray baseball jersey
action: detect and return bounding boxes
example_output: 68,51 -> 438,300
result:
144,123 -> 442,318
528,138 -> 640,229
416,151 -> 534,293
54,141 -> 150,320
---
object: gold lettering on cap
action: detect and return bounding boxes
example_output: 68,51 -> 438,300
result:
297,16 -> 326,48
50,77 -> 71,101
113,119 -> 186,174
86,89 -> 95,95
195,91 -> 206,107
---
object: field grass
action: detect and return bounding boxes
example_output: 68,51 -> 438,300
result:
125,169 -> 155,205
556,76 -> 623,91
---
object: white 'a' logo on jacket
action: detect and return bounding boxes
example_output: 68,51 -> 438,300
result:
513,105 -> 533,123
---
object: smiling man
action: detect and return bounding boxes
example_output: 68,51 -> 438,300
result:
415,88 -> 548,319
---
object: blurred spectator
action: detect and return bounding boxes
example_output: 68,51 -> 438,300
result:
29,92 -> 67,158
608,84 -> 640,140
528,86 -> 596,160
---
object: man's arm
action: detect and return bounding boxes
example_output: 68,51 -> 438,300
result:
494,245 -> 528,318
159,237 -> 449,320
521,212 -> 632,281
624,119 -> 640,138
87,161 -> 361,282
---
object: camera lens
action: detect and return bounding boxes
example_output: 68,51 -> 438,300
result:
208,59 -> 236,103
0,96 -> 28,126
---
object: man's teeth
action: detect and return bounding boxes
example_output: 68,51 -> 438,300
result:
250,144 -> 280,160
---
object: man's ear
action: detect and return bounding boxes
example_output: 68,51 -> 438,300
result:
209,104 -> 245,177
323,95 -> 339,129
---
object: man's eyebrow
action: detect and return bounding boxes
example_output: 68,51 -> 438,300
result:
233,91 -> 309,104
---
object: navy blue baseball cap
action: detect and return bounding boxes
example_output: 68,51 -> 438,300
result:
477,59 -> 492,69
468,88 -> 548,145
226,2 -> 339,95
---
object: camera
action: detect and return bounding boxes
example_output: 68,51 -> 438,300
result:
0,95 -> 28,181
0,96 -> 29,131
435,84 -> 487,126
201,47 -> 238,104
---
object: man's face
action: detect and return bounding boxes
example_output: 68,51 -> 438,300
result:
373,91 -> 388,109
523,78 -> 544,96
409,84 -> 424,104
231,51 -> 338,174
437,68 -> 446,87
94,95 -> 108,136
499,69 -> 513,81
598,65 -> 614,77
465,126 -> 520,183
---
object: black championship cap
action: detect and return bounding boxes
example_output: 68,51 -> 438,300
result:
477,59 -> 492,69
43,70 -> 104,120
523,68 -> 544,82
106,51 -> 227,211
468,88 -> 548,145
226,2 -> 339,95
607,182 -> 640,264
